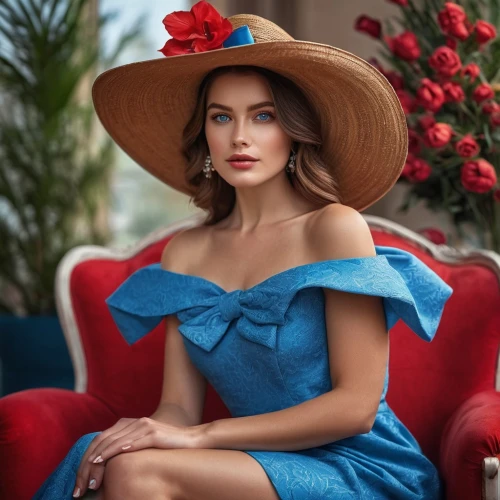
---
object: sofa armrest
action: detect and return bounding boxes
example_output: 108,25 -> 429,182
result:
440,389 -> 500,500
0,388 -> 118,500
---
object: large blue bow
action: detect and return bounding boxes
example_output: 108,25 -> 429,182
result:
177,288 -> 285,352
106,247 -> 453,353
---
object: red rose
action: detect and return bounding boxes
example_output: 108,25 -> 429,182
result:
418,228 -> 447,245
408,129 -> 421,154
355,15 -> 382,39
386,71 -> 405,90
401,153 -> 415,178
490,111 -> 500,127
428,46 -> 462,77
416,78 -> 445,112
424,123 -> 453,148
475,20 -> 497,44
445,37 -> 458,50
387,31 -> 421,61
472,83 -> 495,103
454,134 -> 480,158
438,2 -> 466,27
482,101 -> 500,114
460,63 -> 480,82
442,81 -> 465,103
387,0 -> 408,5
461,159 -> 497,193
370,60 -> 406,90
159,0 -> 233,56
402,155 -> 432,182
494,189 -> 500,202
438,2 -> 470,40
397,90 -> 416,115
418,114 -> 436,130
449,22 -> 471,41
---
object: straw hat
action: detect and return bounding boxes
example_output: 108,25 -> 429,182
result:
91,1 -> 408,212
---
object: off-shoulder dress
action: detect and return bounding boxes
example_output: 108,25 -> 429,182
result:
34,245 -> 453,500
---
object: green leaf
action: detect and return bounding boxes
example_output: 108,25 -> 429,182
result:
483,122 -> 494,149
0,0 -> 143,314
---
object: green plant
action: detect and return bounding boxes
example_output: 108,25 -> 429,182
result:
0,0 -> 145,315
355,0 -> 500,251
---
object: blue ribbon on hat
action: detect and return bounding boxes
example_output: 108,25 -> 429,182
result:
223,25 -> 255,48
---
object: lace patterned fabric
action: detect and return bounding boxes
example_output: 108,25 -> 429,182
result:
34,245 -> 453,499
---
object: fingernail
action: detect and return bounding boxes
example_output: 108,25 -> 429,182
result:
93,455 -> 103,464
122,445 -> 131,450
73,487 -> 81,498
89,479 -> 96,489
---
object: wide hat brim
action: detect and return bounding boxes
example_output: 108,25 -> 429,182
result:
92,14 -> 407,212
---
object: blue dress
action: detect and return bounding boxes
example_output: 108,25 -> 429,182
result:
34,245 -> 453,500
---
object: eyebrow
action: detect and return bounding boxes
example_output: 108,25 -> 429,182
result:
206,101 -> 275,112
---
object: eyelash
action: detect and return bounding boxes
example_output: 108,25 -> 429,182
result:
210,111 -> 275,123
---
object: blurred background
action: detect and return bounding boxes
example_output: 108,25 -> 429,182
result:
0,0 -> 499,396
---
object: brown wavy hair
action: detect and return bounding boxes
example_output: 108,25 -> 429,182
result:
181,65 -> 342,225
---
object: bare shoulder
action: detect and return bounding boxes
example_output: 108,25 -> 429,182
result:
160,225 -> 208,272
308,203 -> 376,261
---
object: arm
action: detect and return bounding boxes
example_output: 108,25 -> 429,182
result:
149,232 -> 208,428
192,205 -> 389,451
196,386 -> 374,451
148,313 -> 207,427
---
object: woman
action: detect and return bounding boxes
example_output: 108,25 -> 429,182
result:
34,2 -> 453,499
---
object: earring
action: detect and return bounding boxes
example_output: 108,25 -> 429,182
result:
286,150 -> 296,174
203,154 -> 215,178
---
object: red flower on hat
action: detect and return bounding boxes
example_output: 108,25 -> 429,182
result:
159,0 -> 233,56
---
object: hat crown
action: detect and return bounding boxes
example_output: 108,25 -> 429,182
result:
228,14 -> 294,43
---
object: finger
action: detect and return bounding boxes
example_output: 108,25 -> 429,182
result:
74,434 -> 104,498
97,432 -> 154,463
75,462 -> 105,498
92,430 -> 151,463
74,419 -> 134,496
74,456 -> 94,498
85,418 -> 139,463
86,463 -> 106,494
88,422 -> 143,464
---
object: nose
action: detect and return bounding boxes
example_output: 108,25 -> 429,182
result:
230,119 -> 251,147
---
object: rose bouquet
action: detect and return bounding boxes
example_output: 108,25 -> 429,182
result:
355,0 -> 500,252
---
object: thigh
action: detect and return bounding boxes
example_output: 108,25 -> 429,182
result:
137,448 -> 280,500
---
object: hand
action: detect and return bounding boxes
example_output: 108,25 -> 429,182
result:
73,417 -> 197,497
73,418 -> 136,498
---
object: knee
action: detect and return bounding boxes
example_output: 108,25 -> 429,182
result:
102,453 -> 144,496
102,451 -> 183,499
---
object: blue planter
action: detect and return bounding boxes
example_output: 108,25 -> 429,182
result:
0,314 -> 75,396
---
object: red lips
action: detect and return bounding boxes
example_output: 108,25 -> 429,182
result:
227,154 -> 258,161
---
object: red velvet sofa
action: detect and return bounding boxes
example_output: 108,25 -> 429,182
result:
1,213 -> 499,500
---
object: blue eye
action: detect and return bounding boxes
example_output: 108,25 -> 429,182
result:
211,112 -> 274,123
213,114 -> 230,123
256,112 -> 272,121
